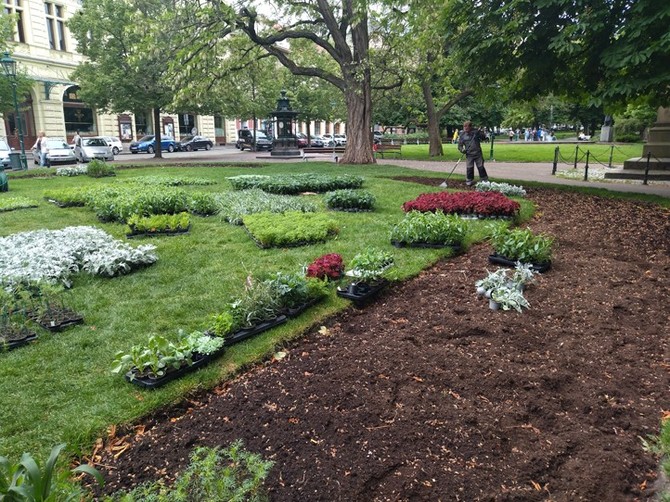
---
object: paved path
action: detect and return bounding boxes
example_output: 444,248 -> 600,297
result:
105,145 -> 670,198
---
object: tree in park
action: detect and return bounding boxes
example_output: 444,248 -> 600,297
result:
233,1 -> 381,164
445,0 -> 670,110
68,0 -> 187,158
172,34 -> 284,142
0,15 -> 33,119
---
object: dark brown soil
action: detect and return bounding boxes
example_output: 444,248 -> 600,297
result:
92,179 -> 670,501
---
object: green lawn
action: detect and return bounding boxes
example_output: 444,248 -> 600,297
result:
1,162 -> 536,462
399,141 -> 643,164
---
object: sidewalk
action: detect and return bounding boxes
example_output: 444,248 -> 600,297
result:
107,146 -> 670,198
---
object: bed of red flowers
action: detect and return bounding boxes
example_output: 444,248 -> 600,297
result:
402,191 -> 520,217
306,253 -> 344,280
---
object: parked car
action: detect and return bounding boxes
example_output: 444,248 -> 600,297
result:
77,137 -> 114,162
235,129 -> 273,151
129,135 -> 178,154
32,138 -> 77,165
321,133 -> 334,146
295,132 -> 309,148
179,135 -> 214,152
309,135 -> 325,147
102,136 -> 123,155
333,134 -> 347,146
0,140 -> 11,168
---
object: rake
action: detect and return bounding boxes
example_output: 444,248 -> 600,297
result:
439,153 -> 465,187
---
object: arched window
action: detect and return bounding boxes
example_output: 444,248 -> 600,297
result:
63,86 -> 96,135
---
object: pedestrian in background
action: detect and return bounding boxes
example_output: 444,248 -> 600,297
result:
72,130 -> 82,163
32,131 -> 49,167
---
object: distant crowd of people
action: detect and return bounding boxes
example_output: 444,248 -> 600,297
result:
451,126 -> 557,144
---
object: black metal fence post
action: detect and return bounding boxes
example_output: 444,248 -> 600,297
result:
608,145 -> 614,167
643,153 -> 651,185
573,146 -> 579,170
552,146 -> 559,175
583,150 -> 590,181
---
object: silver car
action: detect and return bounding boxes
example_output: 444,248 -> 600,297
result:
78,137 -> 114,162
0,140 -> 11,168
33,139 -> 77,165
102,136 -> 123,155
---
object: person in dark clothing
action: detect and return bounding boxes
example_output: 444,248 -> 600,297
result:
457,120 -> 489,186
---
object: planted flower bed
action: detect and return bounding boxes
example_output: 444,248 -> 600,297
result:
0,226 -> 157,288
324,189 -> 376,212
489,226 -> 554,272
402,191 -> 520,218
126,212 -> 191,238
227,173 -> 364,194
218,189 -> 317,225
0,196 -> 39,212
475,180 -> 527,197
242,211 -> 339,248
390,211 -> 467,251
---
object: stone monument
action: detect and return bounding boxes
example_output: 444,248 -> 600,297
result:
623,106 -> 670,170
599,115 -> 614,142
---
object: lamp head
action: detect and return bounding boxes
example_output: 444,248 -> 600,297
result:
1,51 -> 17,78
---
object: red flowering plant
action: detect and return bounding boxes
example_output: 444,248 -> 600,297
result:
402,191 -> 520,217
306,253 -> 344,281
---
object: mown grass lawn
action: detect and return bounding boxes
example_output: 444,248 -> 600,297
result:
399,141 -> 643,164
0,162 -> 535,461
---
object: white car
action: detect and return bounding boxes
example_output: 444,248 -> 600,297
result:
33,138 -> 77,166
333,134 -> 347,146
102,136 -> 123,155
77,137 -> 114,162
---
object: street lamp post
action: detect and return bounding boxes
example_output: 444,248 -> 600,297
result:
1,51 -> 28,170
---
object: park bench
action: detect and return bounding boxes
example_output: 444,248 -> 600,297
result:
302,146 -> 346,155
375,144 -> 402,159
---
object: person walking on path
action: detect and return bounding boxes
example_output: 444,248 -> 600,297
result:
72,130 -> 83,163
458,120 -> 489,186
32,131 -> 49,167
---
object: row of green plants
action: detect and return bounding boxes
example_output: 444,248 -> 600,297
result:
0,196 -> 38,213
475,180 -> 527,197
242,211 -> 339,248
126,212 -> 191,236
227,173 -> 364,194
490,226 -> 554,264
44,185 -> 218,223
324,189 -> 376,211
390,211 -> 468,248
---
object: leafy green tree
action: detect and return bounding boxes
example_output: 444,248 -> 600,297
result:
0,15 -> 33,119
445,0 -> 670,109
68,0 -> 185,158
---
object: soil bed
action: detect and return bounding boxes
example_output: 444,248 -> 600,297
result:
93,179 -> 670,501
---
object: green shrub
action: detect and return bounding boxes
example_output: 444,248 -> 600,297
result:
490,226 -> 554,264
390,211 -> 468,246
243,211 -> 339,248
86,159 -> 116,178
188,192 -> 219,216
0,196 -> 38,212
324,189 -> 376,211
105,441 -> 273,502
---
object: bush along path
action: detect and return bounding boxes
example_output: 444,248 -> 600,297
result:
91,179 -> 670,501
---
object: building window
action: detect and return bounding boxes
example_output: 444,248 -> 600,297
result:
179,114 -> 196,137
62,86 -> 96,134
44,2 -> 66,51
4,1 -> 26,43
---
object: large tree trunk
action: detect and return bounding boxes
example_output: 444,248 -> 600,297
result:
153,107 -> 163,159
423,81 -> 444,157
341,80 -> 375,164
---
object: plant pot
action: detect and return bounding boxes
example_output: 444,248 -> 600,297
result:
476,286 -> 487,297
223,315 -> 288,346
0,328 -> 39,351
125,350 -> 222,389
282,298 -> 322,319
489,299 -> 500,311
29,307 -> 84,332
336,279 -> 389,307
488,253 -> 551,273
126,225 -> 191,239
391,240 -> 462,253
